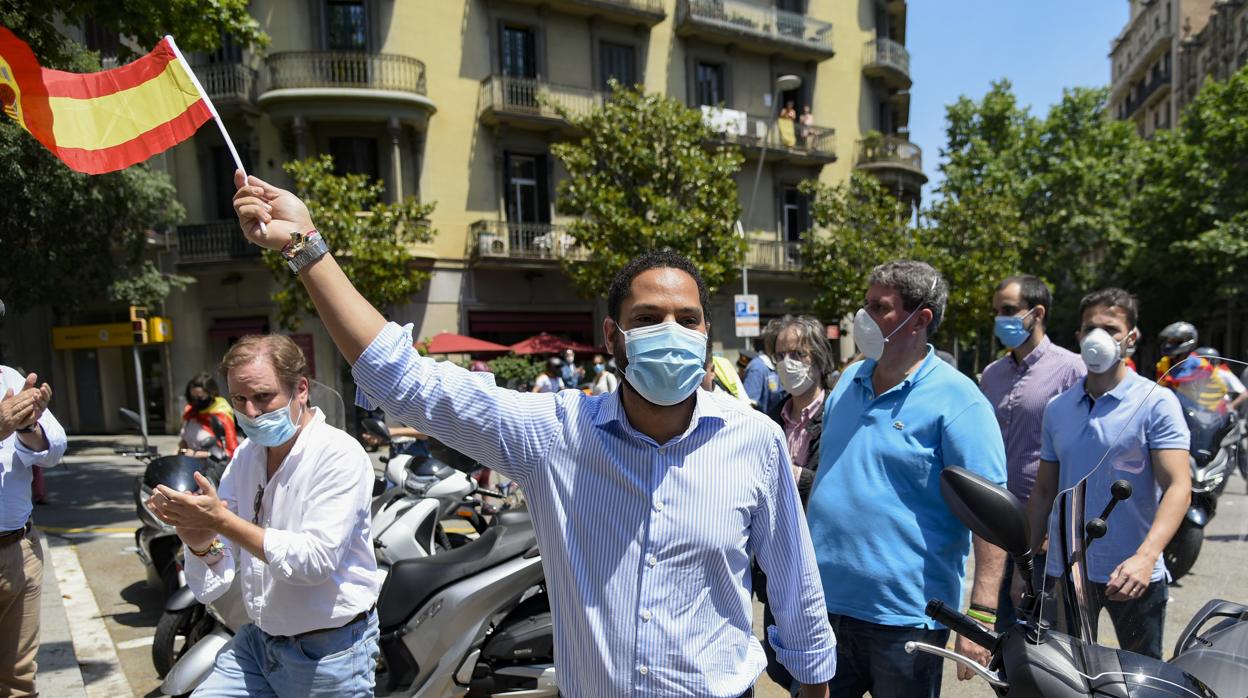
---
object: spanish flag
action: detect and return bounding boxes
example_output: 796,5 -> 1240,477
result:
0,26 -> 210,174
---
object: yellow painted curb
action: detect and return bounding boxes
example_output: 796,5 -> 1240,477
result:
38,525 -> 138,535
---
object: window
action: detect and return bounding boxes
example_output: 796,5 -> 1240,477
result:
326,0 -> 367,51
600,42 -> 636,90
328,137 -> 379,181
501,26 -> 538,79
695,62 -> 725,107
505,153 -> 550,225
206,33 -> 243,64
83,19 -> 119,66
211,146 -> 252,219
781,185 -> 810,244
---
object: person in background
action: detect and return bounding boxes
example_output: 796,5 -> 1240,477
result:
469,358 -> 491,373
0,366 -> 66,696
178,373 -> 239,459
1194,347 -> 1248,412
703,354 -> 750,404
590,353 -> 619,395
561,348 -> 584,389
743,321 -> 785,413
799,105 -> 815,145
758,314 -> 836,693
809,260 -> 1007,696
532,357 -> 565,394
1026,288 -> 1189,659
979,275 -> 1085,630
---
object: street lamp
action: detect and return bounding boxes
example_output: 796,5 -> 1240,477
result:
739,74 -> 802,348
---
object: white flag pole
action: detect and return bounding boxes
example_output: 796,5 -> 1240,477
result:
164,35 -> 265,232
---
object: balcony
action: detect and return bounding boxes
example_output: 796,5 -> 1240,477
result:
1123,66 -> 1172,119
863,38 -> 911,90
191,62 -> 257,112
498,0 -> 666,26
676,0 -> 835,62
469,221 -> 588,265
854,135 -> 927,200
478,76 -> 604,132
177,221 -> 262,264
747,239 -> 802,272
702,108 -> 836,165
257,51 -> 435,126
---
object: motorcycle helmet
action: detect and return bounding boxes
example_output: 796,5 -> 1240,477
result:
142,454 -> 220,492
1158,321 -> 1198,359
1194,346 -> 1221,366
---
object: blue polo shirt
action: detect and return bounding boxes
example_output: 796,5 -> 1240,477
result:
1040,372 -> 1189,583
807,348 -> 1006,628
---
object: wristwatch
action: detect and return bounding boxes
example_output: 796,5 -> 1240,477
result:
281,230 -> 329,274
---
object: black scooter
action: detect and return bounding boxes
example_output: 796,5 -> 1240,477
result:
910,466 -> 1248,697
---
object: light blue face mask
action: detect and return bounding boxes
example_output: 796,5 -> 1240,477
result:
237,393 -> 305,448
622,321 -> 708,406
993,307 -> 1037,349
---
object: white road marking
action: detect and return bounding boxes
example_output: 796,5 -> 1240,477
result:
59,532 -> 134,540
115,635 -> 155,650
46,537 -> 134,698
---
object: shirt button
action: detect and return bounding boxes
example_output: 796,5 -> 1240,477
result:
639,665 -> 649,675
641,609 -> 652,621
647,554 -> 658,567
653,499 -> 664,512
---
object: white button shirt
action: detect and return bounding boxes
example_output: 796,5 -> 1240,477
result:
0,365 -> 67,531
183,407 -> 383,636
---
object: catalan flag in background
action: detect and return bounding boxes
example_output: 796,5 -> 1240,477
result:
0,26 -> 210,174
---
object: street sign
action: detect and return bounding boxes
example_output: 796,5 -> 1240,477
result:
52,317 -> 174,350
734,294 -> 759,338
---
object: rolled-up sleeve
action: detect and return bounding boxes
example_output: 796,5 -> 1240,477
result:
13,407 -> 67,468
751,437 -> 838,684
262,447 -> 371,586
183,464 -> 238,605
351,322 -> 561,482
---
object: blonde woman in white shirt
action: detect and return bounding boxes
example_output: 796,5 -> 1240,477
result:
590,354 -> 618,395
148,335 -> 382,697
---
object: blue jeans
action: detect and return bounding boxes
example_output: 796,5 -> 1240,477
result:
1092,580 -> 1168,659
193,611 -> 379,697
825,614 -> 949,698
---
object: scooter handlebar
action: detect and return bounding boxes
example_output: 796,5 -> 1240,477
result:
925,599 -> 1000,651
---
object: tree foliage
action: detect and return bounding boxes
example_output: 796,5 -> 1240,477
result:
796,173 -> 916,321
107,261 -> 195,308
265,156 -> 437,329
0,2 -> 267,314
550,82 -> 745,299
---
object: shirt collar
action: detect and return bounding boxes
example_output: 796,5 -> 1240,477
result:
1078,371 -> 1138,405
782,390 -> 825,427
1015,335 -> 1053,370
853,346 -> 940,395
593,387 -> 726,445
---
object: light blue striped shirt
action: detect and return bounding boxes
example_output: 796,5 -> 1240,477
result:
353,323 -> 836,697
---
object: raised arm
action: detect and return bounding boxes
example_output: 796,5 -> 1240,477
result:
232,171 -> 385,364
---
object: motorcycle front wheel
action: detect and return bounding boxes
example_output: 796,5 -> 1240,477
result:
152,604 -> 214,678
1164,520 -> 1204,582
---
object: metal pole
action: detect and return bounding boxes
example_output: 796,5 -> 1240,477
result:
133,345 -> 149,446
740,97 -> 781,350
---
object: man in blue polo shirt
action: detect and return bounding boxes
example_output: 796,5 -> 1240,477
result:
1025,288 -> 1189,659
807,260 -> 1007,697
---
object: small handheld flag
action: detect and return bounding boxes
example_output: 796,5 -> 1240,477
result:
0,26 -> 219,175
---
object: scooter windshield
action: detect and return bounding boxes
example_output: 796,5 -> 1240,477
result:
307,378 -> 347,431
1041,354 -> 1248,695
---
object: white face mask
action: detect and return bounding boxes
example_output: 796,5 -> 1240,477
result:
853,304 -> 924,361
1080,328 -> 1131,374
777,356 -> 815,395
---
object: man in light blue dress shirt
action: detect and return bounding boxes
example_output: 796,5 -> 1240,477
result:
231,172 -> 836,698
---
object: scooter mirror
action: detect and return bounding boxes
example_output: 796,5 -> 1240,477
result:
361,418 -> 390,441
940,466 -> 1031,557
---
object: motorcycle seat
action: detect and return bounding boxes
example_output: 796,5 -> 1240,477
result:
494,507 -> 532,527
377,520 -> 536,631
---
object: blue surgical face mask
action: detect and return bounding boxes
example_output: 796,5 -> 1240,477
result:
622,321 -> 708,406
994,308 -> 1037,349
238,392 -> 305,448
593,363 -> 605,374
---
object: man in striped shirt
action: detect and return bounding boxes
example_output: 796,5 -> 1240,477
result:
979,275 -> 1085,628
231,172 -> 837,698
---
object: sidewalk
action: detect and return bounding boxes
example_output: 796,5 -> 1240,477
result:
36,536 -> 88,698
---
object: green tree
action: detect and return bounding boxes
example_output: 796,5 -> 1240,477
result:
107,261 -> 195,308
264,155 -> 437,329
549,83 -> 745,299
797,173 -> 916,321
0,3 -> 267,314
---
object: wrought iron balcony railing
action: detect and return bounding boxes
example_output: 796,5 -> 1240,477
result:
178,221 -> 262,263
263,51 -> 427,95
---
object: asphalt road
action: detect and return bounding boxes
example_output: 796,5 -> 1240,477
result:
34,435 -> 1248,697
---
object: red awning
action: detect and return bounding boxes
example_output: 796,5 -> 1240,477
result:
424,332 -> 510,355
509,333 -> 598,356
